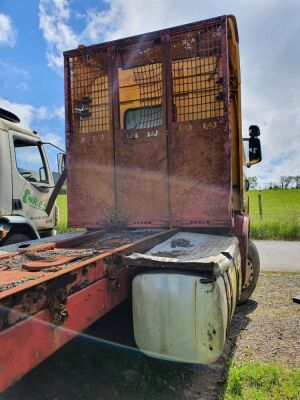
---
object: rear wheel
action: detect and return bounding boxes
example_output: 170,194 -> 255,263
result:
238,240 -> 260,305
3,233 -> 31,246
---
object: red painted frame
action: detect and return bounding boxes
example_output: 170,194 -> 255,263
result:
0,229 -> 176,393
0,268 -> 129,393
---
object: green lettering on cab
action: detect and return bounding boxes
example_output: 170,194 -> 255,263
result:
22,189 -> 47,212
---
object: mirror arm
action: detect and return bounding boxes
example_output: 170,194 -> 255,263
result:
37,141 -> 66,153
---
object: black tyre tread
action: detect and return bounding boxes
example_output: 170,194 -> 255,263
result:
238,240 -> 260,305
3,233 -> 31,245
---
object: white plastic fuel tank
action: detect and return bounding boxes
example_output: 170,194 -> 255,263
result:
131,233 -> 241,364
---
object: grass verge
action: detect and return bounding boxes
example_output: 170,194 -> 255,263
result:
224,362 -> 300,400
248,189 -> 300,240
250,218 -> 300,240
56,194 -> 84,234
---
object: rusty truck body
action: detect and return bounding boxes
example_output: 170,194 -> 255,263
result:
0,15 -> 261,392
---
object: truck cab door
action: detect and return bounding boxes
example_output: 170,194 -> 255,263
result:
8,130 -> 56,232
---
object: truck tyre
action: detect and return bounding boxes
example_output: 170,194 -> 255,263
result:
238,240 -> 260,305
3,233 -> 31,245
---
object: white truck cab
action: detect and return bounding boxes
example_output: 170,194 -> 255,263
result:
0,108 -> 59,245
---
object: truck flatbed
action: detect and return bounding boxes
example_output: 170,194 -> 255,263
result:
0,228 -> 174,392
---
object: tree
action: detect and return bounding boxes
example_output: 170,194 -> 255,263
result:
294,176 -> 300,189
280,176 -> 294,189
248,176 -> 258,189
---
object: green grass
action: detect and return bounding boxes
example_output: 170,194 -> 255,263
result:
248,189 -> 300,240
56,194 -> 84,234
56,190 -> 300,240
56,194 -> 68,233
225,362 -> 300,400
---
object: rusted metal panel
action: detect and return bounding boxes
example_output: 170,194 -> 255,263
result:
22,255 -> 86,271
0,270 -> 128,394
168,18 -> 231,227
0,228 -> 175,392
64,16 -> 233,229
0,257 -> 106,332
65,47 -> 116,228
114,126 -> 169,226
168,120 -> 231,226
0,229 -> 172,330
114,38 -> 169,227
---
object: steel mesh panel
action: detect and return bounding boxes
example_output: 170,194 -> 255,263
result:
117,41 -> 163,129
171,24 -> 225,122
69,50 -> 110,134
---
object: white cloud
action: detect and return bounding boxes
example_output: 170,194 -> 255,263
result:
16,147 -> 44,167
43,132 -> 64,147
34,105 -> 65,121
0,98 -> 64,129
53,105 -> 65,120
37,0 -> 300,184
0,98 -> 35,128
0,13 -> 17,47
39,0 -> 78,70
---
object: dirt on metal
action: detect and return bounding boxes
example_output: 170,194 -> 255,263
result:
0,230 -> 160,292
73,230 -> 162,250
170,238 -> 192,248
0,249 -> 101,271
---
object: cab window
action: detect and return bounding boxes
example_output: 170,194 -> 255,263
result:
14,139 -> 48,183
124,106 -> 162,129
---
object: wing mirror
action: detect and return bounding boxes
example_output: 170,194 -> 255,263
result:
244,125 -> 262,167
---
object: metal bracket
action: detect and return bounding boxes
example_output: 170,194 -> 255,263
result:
47,289 -> 69,326
106,265 -> 121,292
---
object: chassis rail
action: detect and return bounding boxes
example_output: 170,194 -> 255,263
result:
0,229 -> 175,392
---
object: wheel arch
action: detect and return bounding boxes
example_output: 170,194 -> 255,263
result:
0,215 -> 40,244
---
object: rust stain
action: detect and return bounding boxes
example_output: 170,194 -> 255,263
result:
0,229 -> 171,331
64,17 -> 232,229
22,255 -> 85,271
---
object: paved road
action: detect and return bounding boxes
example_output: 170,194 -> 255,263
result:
254,240 -> 300,272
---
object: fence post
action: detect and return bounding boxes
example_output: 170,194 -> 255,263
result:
258,193 -> 263,221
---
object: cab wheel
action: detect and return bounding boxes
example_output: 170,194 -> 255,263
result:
3,233 -> 31,246
238,240 -> 260,305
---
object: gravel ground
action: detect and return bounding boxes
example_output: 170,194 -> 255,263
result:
225,273 -> 300,368
1,273 -> 300,400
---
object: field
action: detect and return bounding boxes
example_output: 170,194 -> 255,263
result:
56,195 -> 68,233
56,189 -> 300,240
248,189 -> 300,240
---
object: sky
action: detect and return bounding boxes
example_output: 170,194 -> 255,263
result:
0,0 -> 299,185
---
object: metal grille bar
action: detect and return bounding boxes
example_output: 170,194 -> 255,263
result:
69,50 -> 110,134
171,23 -> 225,122
117,41 -> 163,129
